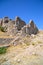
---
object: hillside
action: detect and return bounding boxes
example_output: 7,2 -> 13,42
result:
0,30 -> 43,65
0,17 -> 43,65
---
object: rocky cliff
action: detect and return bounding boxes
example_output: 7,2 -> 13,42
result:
0,16 -> 38,36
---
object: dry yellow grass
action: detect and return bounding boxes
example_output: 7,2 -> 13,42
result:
0,30 -> 43,65
0,31 -> 15,38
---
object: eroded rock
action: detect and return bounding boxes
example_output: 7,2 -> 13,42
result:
15,16 -> 26,30
21,20 -> 38,35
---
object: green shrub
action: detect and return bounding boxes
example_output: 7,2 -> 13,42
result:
0,47 -> 7,54
0,26 -> 5,32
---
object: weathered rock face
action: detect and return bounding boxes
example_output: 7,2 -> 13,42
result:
1,16 -> 26,32
3,17 -> 9,23
0,16 -> 38,35
7,25 -> 18,36
26,24 -> 30,34
29,20 -> 38,34
7,16 -> 26,35
21,20 -> 38,35
1,17 -> 15,32
0,19 -> 3,26
21,26 -> 26,35
29,20 -> 35,28
15,16 -> 26,30
2,17 -> 9,27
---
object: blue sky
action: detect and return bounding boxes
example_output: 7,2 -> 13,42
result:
0,0 -> 43,29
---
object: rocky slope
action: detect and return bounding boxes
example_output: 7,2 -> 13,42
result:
0,30 -> 43,65
0,16 -> 43,65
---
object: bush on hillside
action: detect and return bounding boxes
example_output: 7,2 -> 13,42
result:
0,26 -> 6,32
0,47 -> 7,54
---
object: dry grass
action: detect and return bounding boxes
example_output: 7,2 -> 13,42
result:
0,31 -> 15,38
0,31 -> 43,65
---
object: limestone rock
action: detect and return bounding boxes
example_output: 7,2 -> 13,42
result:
3,16 -> 26,35
21,20 -> 38,35
15,16 -> 26,30
2,17 -> 9,27
0,19 -> 3,26
26,24 -> 30,34
3,17 -> 9,23
21,26 -> 26,33
0,16 -> 38,36
7,24 -> 18,36
29,20 -> 35,28
29,20 -> 38,34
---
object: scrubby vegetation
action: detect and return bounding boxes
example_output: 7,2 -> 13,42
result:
0,26 -> 5,32
0,47 -> 7,54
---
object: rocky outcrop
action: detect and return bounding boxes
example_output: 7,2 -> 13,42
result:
0,16 -> 38,35
0,19 -> 3,26
15,16 -> 26,30
2,17 -> 9,27
0,16 -> 26,32
8,25 -> 18,36
21,20 -> 38,35
29,20 -> 38,34
6,16 -> 26,35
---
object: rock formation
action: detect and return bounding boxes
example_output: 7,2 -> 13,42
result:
21,20 -> 38,35
0,19 -> 3,26
0,16 -> 38,35
29,20 -> 38,34
15,16 -> 26,30
2,17 -> 9,27
7,16 -> 26,35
